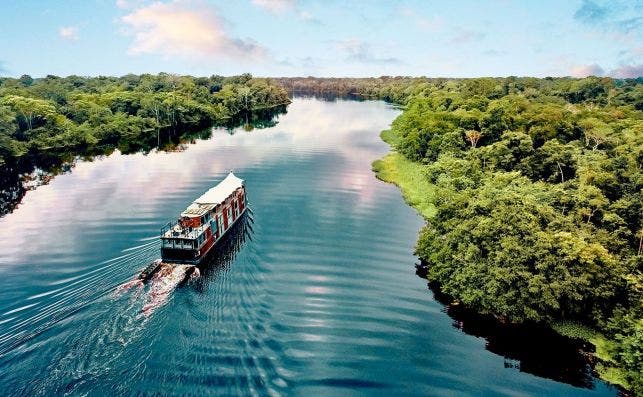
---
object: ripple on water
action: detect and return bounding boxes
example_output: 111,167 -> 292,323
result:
0,98 -> 618,397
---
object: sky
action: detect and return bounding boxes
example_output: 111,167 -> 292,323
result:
0,0 -> 641,78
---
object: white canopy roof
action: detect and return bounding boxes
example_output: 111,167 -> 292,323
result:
180,202 -> 215,218
193,172 -> 244,205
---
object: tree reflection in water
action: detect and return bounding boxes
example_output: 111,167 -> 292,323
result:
423,276 -> 599,390
0,107 -> 286,217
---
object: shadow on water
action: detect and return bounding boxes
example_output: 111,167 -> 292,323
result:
193,210 -> 254,292
415,267 -> 600,390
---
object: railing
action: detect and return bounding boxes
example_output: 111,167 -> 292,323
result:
160,220 -> 208,240
160,221 -> 174,236
162,239 -> 196,250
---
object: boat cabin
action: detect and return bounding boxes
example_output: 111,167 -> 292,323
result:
160,172 -> 247,264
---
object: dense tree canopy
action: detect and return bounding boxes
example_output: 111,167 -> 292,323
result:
371,76 -> 642,392
0,73 -> 290,167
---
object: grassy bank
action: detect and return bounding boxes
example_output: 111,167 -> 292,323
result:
371,129 -> 435,219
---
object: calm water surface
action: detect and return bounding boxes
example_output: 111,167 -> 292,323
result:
0,98 -> 617,396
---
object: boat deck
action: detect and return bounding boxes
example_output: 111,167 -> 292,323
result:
161,222 -> 208,240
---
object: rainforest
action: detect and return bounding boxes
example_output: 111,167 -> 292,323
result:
363,76 -> 643,393
0,73 -> 290,167
0,74 -> 641,394
0,73 -> 289,215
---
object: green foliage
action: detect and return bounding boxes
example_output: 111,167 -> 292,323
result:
417,173 -> 624,323
364,76 -> 642,393
552,320 -> 602,341
0,73 -> 290,164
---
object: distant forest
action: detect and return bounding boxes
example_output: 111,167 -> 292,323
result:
276,75 -> 643,393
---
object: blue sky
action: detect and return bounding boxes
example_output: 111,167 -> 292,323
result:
0,0 -> 641,78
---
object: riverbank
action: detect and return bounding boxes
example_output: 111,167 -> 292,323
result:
0,74 -> 290,168
371,129 -> 435,219
372,127 -> 630,393
552,322 -> 629,390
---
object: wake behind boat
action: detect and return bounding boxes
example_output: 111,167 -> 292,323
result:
118,172 -> 248,315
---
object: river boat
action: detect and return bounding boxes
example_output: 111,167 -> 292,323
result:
159,171 -> 247,265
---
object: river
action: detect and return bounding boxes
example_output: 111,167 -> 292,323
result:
0,98 -> 617,396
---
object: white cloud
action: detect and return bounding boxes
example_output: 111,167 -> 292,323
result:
116,0 -> 142,9
298,10 -> 314,21
449,29 -> 485,45
59,26 -> 79,41
336,39 -> 401,65
570,63 -> 605,77
608,64 -> 643,78
120,1 -> 266,60
251,0 -> 295,13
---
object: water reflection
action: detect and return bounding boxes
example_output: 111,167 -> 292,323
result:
0,106 -> 287,217
422,277 -> 600,389
285,90 -> 366,102
193,211 -> 253,290
0,98 -> 616,396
